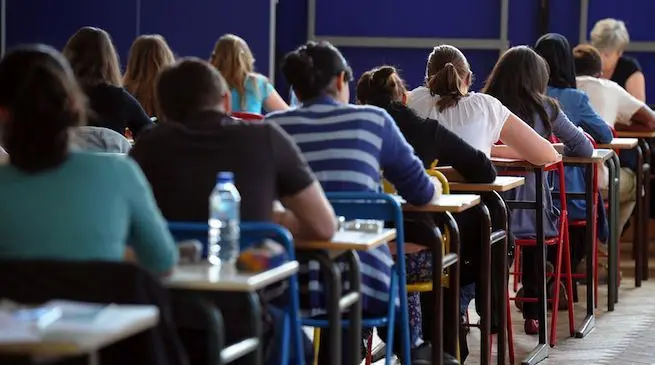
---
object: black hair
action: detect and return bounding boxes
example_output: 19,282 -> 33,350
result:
483,46 -> 559,138
573,44 -> 603,77
156,57 -> 228,121
534,33 -> 577,89
281,41 -> 353,101
0,44 -> 86,173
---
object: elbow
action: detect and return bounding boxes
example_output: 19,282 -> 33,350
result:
527,145 -> 559,166
314,218 -> 338,241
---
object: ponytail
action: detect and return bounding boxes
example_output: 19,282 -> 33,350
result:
427,62 -> 464,112
0,48 -> 86,173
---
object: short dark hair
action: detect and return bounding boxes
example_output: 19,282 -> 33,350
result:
281,41 -> 353,101
156,57 -> 228,121
573,44 -> 603,77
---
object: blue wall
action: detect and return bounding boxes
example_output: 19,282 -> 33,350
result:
6,0 -> 655,102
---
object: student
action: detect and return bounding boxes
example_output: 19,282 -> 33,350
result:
210,34 -> 288,114
356,65 -> 497,181
124,34 -> 176,119
0,44 -> 177,276
63,27 -> 154,137
407,44 -> 560,165
574,44 -> 655,231
535,33 -> 612,275
130,57 -> 334,364
591,18 -> 645,101
71,126 -> 132,154
483,46 -> 594,334
267,41 -> 445,365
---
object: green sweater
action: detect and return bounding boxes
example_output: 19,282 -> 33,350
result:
0,152 -> 177,274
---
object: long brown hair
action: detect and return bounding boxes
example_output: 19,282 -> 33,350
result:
425,45 -> 471,112
209,34 -> 256,110
483,46 -> 559,137
62,27 -> 122,89
124,35 -> 175,117
0,44 -> 87,173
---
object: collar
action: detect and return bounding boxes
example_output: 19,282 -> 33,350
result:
301,94 -> 342,107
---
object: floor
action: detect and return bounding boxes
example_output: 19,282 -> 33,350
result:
364,274 -> 655,364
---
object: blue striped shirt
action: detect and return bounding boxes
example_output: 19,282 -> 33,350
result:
267,95 -> 434,316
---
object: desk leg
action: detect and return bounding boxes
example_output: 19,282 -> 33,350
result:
479,203 -> 492,365
639,138 -> 651,280
344,251 -> 362,365
576,164 -> 596,338
634,143 -> 645,287
429,221 -> 445,365
607,154 -> 620,310
491,192 -> 509,365
442,213 -> 461,360
522,167 -> 549,365
311,252 -> 342,364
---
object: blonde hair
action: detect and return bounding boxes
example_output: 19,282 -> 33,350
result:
590,18 -> 630,53
209,34 -> 258,110
123,35 -> 175,117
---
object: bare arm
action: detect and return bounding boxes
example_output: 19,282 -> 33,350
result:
625,71 -> 646,102
264,90 -> 290,112
276,181 -> 337,241
628,105 -> 655,130
498,113 -> 560,165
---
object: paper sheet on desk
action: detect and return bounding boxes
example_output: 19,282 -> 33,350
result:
0,312 -> 41,343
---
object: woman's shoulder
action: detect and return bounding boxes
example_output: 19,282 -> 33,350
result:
618,55 -> 642,73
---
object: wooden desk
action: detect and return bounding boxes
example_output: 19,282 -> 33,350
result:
561,148 -> 614,164
165,261 -> 299,291
491,157 -> 560,169
449,176 -> 525,192
297,228 -> 396,251
398,194 -> 481,213
597,138 -> 638,149
0,304 -> 159,359
615,130 -> 655,138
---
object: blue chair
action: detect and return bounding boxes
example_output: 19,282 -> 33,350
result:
302,192 -> 411,365
168,221 -> 305,365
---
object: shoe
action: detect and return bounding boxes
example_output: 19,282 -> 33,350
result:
369,341 -> 386,363
524,319 -> 539,335
547,280 -> 569,311
410,342 -> 431,365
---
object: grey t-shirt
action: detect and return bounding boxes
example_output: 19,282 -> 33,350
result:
71,126 -> 132,154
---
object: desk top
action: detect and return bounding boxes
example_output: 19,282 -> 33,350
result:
448,176 -> 525,192
491,157 -> 560,169
0,304 -> 159,357
165,261 -> 299,291
296,228 -> 396,251
399,194 -> 481,213
596,138 -> 638,149
615,130 -> 655,138
562,149 -> 614,164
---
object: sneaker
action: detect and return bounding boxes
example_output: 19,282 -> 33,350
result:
524,319 -> 539,335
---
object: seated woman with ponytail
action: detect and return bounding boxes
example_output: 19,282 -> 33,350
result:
0,44 -> 177,276
408,44 -> 559,164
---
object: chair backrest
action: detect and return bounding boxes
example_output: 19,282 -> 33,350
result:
232,112 -> 265,121
0,260 -> 188,365
167,222 -> 296,259
382,160 -> 450,195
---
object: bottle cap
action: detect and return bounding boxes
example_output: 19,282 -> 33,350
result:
217,171 -> 234,183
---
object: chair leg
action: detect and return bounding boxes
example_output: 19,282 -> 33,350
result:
549,238 -> 564,347
313,328 -> 321,365
366,334 -> 373,365
563,225 -> 576,337
513,245 -> 521,292
506,291 -> 515,365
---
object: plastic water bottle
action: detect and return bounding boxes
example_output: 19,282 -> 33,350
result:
208,171 -> 241,266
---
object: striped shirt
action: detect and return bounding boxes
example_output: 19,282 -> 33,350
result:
267,95 -> 434,316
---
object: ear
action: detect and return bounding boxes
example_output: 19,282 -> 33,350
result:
402,92 -> 408,105
466,71 -> 473,86
222,92 -> 232,114
335,71 -> 346,93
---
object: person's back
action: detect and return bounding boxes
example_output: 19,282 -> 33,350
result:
131,111 -> 312,222
408,88 -> 507,156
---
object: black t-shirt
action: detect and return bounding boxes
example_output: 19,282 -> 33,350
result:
611,55 -> 642,89
85,84 -> 154,138
129,110 -> 315,222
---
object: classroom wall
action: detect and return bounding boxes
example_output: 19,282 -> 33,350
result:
6,0 -> 655,102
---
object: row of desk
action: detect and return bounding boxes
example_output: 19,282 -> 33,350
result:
0,137 -> 645,365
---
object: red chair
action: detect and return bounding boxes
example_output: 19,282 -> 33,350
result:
231,112 -> 264,121
508,160 -> 576,348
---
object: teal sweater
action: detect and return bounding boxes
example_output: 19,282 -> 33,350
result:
0,152 -> 177,274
